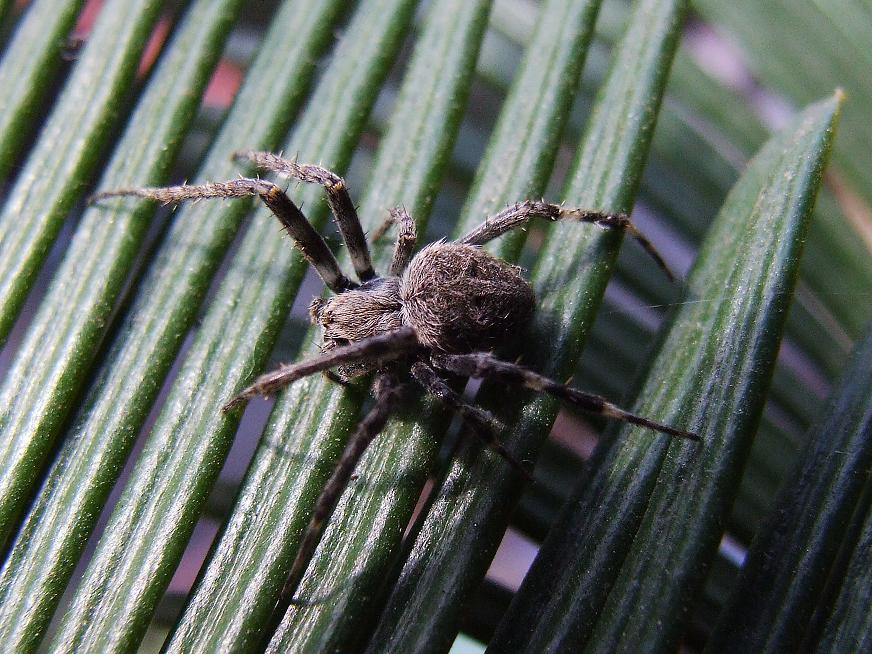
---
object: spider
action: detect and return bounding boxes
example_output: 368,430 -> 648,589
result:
93,150 -> 697,621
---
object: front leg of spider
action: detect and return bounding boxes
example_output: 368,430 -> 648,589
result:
91,177 -> 358,293
223,327 -> 419,411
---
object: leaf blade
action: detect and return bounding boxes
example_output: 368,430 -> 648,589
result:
0,0 -> 86,179
0,0 -> 163,344
490,91 -> 843,653
709,297 -> 872,652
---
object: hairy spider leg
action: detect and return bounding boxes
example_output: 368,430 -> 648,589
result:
91,178 -> 357,293
458,200 -> 676,282
235,151 -> 376,282
409,362 -> 532,480
368,205 -> 418,275
266,372 -> 405,634
223,326 -> 420,411
431,352 -> 699,441
387,206 -> 417,276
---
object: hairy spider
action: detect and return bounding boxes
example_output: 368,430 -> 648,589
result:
93,150 -> 697,621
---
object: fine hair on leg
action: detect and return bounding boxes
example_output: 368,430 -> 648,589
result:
457,200 -> 675,281
431,352 -> 698,440
266,372 -> 404,635
409,362 -> 530,479
91,178 -> 356,293
234,150 -> 376,282
223,327 -> 420,411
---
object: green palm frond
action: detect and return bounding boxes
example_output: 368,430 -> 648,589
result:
0,0 -> 868,652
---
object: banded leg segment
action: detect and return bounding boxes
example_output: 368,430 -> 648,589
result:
431,352 -> 698,441
270,373 -> 404,624
457,200 -> 675,281
223,326 -> 419,411
91,178 -> 355,293
409,362 -> 530,479
235,150 -> 376,282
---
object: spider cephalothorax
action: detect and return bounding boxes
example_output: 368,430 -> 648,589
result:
93,149 -> 697,623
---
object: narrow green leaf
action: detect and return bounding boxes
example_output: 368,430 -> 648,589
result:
456,0 -> 604,259
368,1 -> 688,652
709,313 -> 872,653
588,95 -> 842,654
46,1 -> 413,651
0,1 -> 344,642
0,0 -> 163,344
0,0 -> 86,179
0,0 -> 241,572
490,91 -> 843,654
814,478 -> 872,652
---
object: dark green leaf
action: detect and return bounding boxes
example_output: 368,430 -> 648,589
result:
491,91 -> 843,654
0,0 -> 255,631
0,0 -> 86,179
695,1 -> 872,208
814,476 -> 872,653
709,315 -> 872,653
0,0 -> 163,344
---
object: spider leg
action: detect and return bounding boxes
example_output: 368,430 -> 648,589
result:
369,206 -> 417,275
387,207 -> 417,276
409,362 -> 531,480
270,373 -> 404,623
457,200 -> 675,281
322,370 -> 348,386
91,178 -> 356,293
431,352 -> 698,441
234,150 -> 375,282
369,212 -> 396,244
223,326 -> 419,411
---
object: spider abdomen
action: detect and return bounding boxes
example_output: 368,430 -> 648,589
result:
400,242 -> 534,353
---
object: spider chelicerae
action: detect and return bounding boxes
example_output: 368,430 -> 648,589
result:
93,150 -> 697,615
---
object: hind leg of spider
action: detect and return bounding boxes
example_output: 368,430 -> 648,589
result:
431,352 -> 698,441
91,178 -> 356,293
223,327 -> 419,412
234,150 -> 376,282
267,372 -> 404,632
410,362 -> 532,480
457,200 -> 675,281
